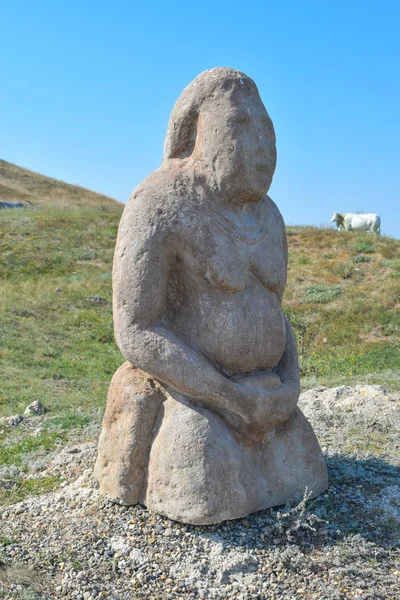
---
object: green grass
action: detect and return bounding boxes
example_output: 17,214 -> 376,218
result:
353,254 -> 371,263
0,535 -> 18,547
352,239 -> 375,254
331,261 -> 354,279
304,284 -> 341,304
299,344 -> 400,383
46,413 -> 92,430
1,212 -> 399,439
285,227 -> 400,389
0,476 -> 62,506
0,430 -> 67,468
0,206 -> 124,421
382,259 -> 400,270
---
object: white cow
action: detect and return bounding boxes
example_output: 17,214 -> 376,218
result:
330,212 -> 381,235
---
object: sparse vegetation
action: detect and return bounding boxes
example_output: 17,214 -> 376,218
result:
1,216 -> 399,440
0,536 -> 18,548
0,475 -> 62,505
0,159 -> 120,209
304,284 -> 341,303
0,205 -> 123,424
353,254 -> 371,263
331,261 -> 354,279
285,226 -> 400,388
46,413 -> 92,431
0,430 -> 66,468
352,238 -> 375,254
0,203 -> 399,600
382,259 -> 400,270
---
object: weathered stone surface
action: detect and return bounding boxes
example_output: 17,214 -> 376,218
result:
95,67 -> 328,523
0,414 -> 24,428
24,400 -> 47,417
94,362 -> 164,505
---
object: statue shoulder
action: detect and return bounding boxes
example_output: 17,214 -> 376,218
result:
120,169 -> 188,239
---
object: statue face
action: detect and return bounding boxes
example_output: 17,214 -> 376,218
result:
197,89 -> 277,204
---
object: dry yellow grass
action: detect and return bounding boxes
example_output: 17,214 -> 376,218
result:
283,226 -> 399,389
0,159 -> 121,209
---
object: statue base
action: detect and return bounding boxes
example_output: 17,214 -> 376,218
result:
94,362 -> 328,525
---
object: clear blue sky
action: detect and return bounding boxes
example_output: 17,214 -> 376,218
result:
1,1 -> 399,237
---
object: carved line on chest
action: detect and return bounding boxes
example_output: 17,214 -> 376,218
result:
205,205 -> 269,245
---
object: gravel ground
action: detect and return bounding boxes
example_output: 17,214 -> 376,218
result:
0,385 -> 399,599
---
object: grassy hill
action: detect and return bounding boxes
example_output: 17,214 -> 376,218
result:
285,226 -> 399,388
1,190 -> 398,592
0,159 -> 120,208
0,200 -> 399,508
1,203 -> 399,425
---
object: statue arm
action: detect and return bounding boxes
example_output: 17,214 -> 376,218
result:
233,315 -> 300,444
258,315 -> 300,428
275,316 -> 300,395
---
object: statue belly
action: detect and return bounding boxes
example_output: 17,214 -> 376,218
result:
174,282 -> 286,373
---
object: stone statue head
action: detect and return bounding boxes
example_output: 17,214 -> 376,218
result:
163,68 -> 277,205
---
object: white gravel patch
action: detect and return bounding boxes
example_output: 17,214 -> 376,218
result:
0,386 -> 399,599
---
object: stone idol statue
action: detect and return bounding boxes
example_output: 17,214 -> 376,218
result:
94,68 -> 328,524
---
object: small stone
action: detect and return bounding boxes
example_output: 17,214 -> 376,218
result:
129,548 -> 145,564
3,414 -> 24,427
164,528 -> 173,537
0,465 -> 20,480
110,536 -> 129,555
24,401 -> 47,417
86,295 -> 107,305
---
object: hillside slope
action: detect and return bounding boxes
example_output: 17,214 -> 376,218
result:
0,207 -> 399,422
284,226 -> 399,387
1,208 -> 399,593
0,159 -> 121,208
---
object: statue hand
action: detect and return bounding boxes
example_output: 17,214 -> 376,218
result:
231,371 -> 281,389
228,374 -> 298,445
